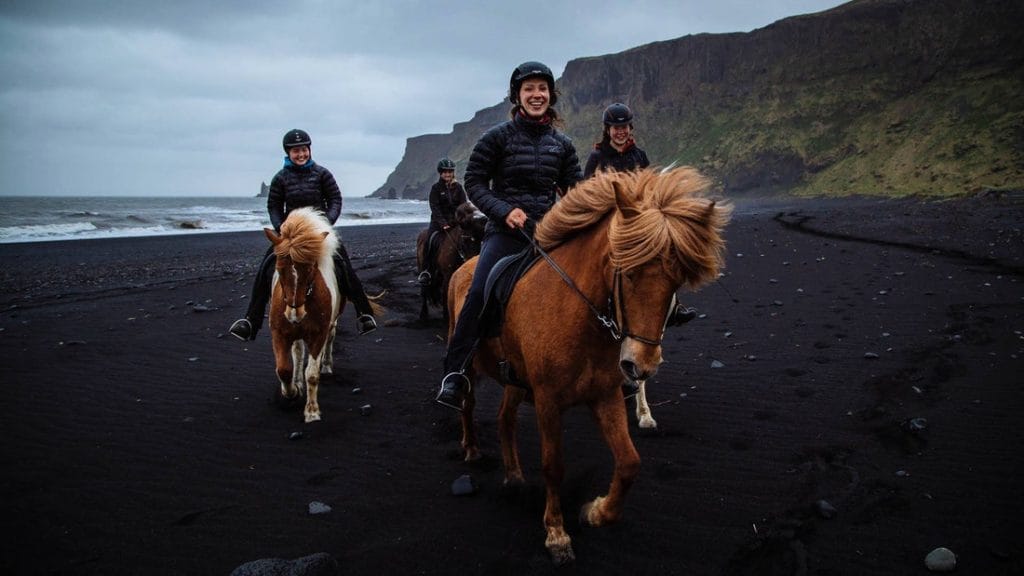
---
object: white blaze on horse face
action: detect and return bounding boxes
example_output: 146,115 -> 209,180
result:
285,264 -> 305,323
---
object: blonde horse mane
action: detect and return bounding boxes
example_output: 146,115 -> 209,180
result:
535,167 -> 732,289
275,207 -> 339,266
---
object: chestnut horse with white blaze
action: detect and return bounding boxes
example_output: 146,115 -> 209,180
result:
446,167 -> 731,564
265,207 -> 342,423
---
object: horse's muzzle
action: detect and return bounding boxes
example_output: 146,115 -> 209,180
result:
285,305 -> 305,323
619,339 -> 662,382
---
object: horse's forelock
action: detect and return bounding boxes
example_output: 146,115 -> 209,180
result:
278,207 -> 337,264
608,168 -> 731,288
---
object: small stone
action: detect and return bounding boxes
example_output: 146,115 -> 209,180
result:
192,304 -> 211,312
308,501 -> 331,515
351,387 -> 362,394
902,417 -> 928,433
451,474 -> 476,496
188,357 -> 199,362
814,499 -> 837,519
359,404 -> 372,416
288,431 -> 304,441
711,360 -> 725,369
864,352 -> 880,359
924,547 -> 956,572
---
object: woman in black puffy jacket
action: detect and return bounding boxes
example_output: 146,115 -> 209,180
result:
228,129 -> 377,341
435,61 -> 582,411
583,102 -> 650,179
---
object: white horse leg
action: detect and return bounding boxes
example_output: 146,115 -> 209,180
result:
635,380 -> 658,429
290,340 -> 306,394
303,345 -> 322,423
320,321 -> 337,374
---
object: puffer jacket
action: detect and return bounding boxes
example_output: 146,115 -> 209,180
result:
465,113 -> 582,232
583,139 -> 650,179
429,179 -> 467,229
267,160 -> 343,231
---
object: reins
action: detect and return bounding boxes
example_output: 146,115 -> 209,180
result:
517,226 -> 625,342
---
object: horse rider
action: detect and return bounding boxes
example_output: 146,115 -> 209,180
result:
435,61 -> 583,411
585,102 -> 698,332
417,157 -> 468,286
582,102 -> 651,178
229,128 -> 378,341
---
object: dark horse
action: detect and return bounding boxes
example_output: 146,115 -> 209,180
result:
416,202 -> 486,322
265,207 -> 342,423
446,167 -> 731,564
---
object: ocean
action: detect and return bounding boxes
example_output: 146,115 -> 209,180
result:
0,196 -> 430,244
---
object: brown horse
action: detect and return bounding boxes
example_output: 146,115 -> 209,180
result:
265,207 -> 342,423
446,167 -> 731,564
416,202 -> 486,322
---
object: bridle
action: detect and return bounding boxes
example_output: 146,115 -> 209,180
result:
518,228 -> 670,346
281,261 -> 316,310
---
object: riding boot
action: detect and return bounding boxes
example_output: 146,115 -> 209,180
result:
230,248 -> 275,341
333,245 -> 377,335
667,303 -> 698,326
435,283 -> 484,412
621,380 -> 640,400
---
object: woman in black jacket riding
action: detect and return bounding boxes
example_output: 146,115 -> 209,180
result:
228,129 -> 377,341
435,61 -> 582,411
583,102 -> 650,179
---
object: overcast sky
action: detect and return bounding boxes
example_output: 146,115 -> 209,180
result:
0,0 -> 846,198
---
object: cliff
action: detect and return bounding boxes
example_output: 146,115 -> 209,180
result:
371,0 -> 1024,199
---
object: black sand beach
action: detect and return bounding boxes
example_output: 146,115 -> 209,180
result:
1,195 -> 1022,575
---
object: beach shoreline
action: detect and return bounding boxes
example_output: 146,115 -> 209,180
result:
1,195 -> 1022,575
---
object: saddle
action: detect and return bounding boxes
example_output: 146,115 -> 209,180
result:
479,246 -> 541,338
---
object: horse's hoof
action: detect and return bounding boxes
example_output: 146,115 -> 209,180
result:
502,473 -> 526,489
546,541 -> 575,566
321,365 -> 333,375
304,412 -> 321,423
638,415 -> 658,429
580,496 -> 610,527
463,448 -> 482,462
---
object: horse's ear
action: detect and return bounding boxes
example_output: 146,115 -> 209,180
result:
613,179 -> 641,220
264,227 -> 281,244
320,231 -> 330,240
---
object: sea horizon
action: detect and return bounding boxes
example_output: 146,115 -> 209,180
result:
0,195 -> 430,244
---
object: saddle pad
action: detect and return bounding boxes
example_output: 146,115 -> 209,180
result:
479,246 -> 541,337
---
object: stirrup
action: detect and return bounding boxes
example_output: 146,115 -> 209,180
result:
356,314 -> 377,335
417,270 -> 432,286
229,318 -> 254,341
436,371 -> 471,412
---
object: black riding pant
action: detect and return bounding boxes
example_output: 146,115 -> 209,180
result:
443,229 -> 529,374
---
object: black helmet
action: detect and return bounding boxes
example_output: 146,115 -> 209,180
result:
282,129 -> 311,151
437,157 -> 456,173
509,61 -> 557,105
603,103 -> 634,126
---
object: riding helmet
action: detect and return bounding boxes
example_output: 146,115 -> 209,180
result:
437,157 -> 456,173
508,61 -> 557,105
282,129 -> 312,151
603,103 -> 634,126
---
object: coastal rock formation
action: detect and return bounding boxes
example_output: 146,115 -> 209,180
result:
372,0 -> 1024,199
